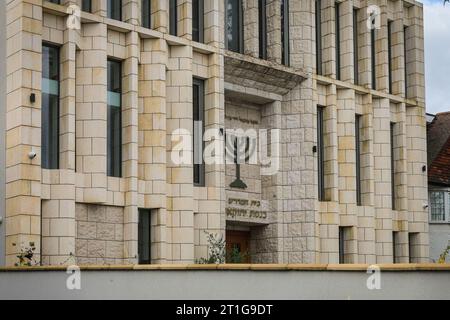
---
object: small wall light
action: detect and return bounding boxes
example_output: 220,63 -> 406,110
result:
312,146 -> 317,153
422,165 -> 427,172
30,93 -> 36,104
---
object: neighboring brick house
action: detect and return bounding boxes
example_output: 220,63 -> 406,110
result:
427,112 -> 450,262
1,0 -> 429,266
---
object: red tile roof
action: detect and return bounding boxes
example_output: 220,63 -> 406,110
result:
427,112 -> 450,186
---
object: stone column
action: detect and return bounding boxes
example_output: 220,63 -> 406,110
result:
178,0 -> 192,40
139,38 -> 169,263
166,45 -> 195,263
122,31 -> 140,263
266,0 -> 281,64
5,0 -> 43,266
153,0 -> 169,33
243,0 -> 259,57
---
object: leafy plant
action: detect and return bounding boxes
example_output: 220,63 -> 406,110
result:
13,242 -> 38,267
196,231 -> 225,264
438,246 -> 450,264
228,246 -> 249,264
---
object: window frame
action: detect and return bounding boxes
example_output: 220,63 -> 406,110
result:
335,1 -> 341,80
41,42 -> 60,170
108,0 -> 122,21
138,209 -> 152,264
225,0 -> 244,53
192,0 -> 204,43
390,122 -> 396,210
403,25 -> 409,98
107,58 -> 123,178
371,28 -> 376,90
353,7 -> 359,85
317,105 -> 325,201
82,0 -> 92,12
142,0 -> 151,29
193,78 -> 205,187
170,0 -> 178,36
387,19 -> 393,94
355,114 -> 362,206
316,0 -> 322,75
281,0 -> 290,66
429,190 -> 449,223
258,0 -> 267,60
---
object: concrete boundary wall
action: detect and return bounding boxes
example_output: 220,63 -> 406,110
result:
0,264 -> 449,299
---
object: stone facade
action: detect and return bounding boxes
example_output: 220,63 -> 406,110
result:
2,0 -> 428,266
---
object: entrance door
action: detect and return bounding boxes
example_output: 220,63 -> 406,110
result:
226,230 -> 250,263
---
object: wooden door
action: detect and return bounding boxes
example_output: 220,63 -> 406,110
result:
226,230 -> 250,263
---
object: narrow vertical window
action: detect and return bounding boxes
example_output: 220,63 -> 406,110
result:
192,0 -> 204,42
258,0 -> 267,59
138,209 -> 152,264
316,0 -> 322,75
108,0 -> 122,20
317,106 -> 325,201
390,122 -> 396,210
42,44 -> 60,169
107,59 -> 122,177
392,231 -> 398,263
408,233 -> 418,263
371,28 -> 376,89
226,0 -> 243,53
353,8 -> 358,84
82,0 -> 92,12
335,2 -> 341,80
388,20 -> 393,94
142,0 -> 151,29
339,227 -> 345,263
355,114 -> 362,206
281,0 -> 290,66
193,78 -> 205,186
404,25 -> 409,98
170,0 -> 178,36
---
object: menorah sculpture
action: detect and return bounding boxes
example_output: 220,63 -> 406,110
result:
225,133 -> 256,189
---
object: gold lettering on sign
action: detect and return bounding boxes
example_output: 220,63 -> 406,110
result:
226,198 -> 267,220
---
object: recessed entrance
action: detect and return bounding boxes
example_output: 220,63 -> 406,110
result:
226,230 -> 250,263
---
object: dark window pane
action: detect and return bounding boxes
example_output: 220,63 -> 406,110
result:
82,0 -> 92,12
170,0 -> 177,36
335,2 -> 340,79
404,26 -> 409,97
142,0 -> 151,29
353,8 -> 358,84
390,122 -> 396,210
108,0 -> 122,21
281,0 -> 290,66
316,0 -> 322,74
42,44 -> 60,169
317,106 -> 325,201
388,20 -> 393,94
107,60 -> 122,177
47,0 -> 60,4
138,209 -> 151,264
192,0 -> 204,42
193,78 -> 205,186
258,0 -> 267,59
355,114 -> 362,206
226,0 -> 243,53
339,227 -> 345,263
371,28 -> 376,89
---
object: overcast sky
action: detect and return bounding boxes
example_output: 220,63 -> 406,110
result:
423,0 -> 450,114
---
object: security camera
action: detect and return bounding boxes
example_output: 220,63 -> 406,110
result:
0,216 -> 3,225
28,151 -> 37,160
423,203 -> 429,209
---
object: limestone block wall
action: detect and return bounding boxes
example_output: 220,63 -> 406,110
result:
75,203 -> 124,264
4,0 -> 428,266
